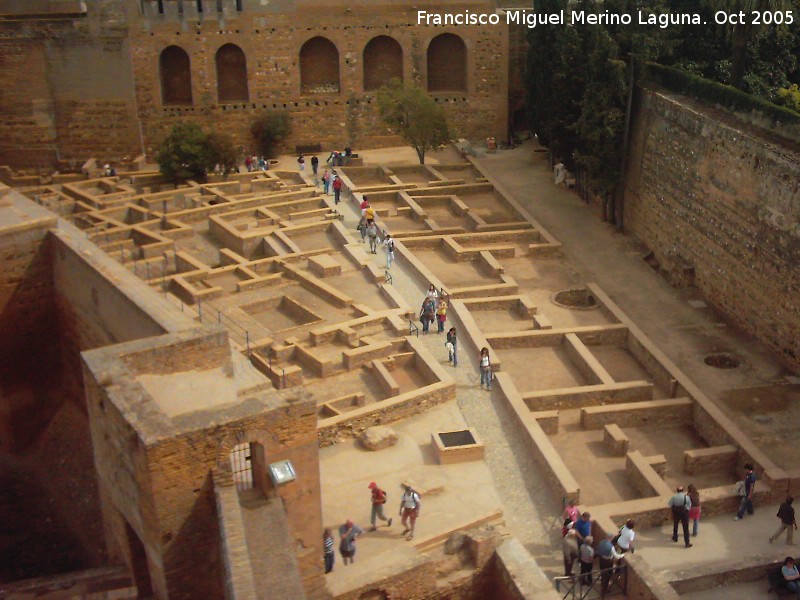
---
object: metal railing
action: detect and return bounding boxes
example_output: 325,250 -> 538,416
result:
409,320 -> 419,338
181,298 -> 253,356
554,564 -> 627,600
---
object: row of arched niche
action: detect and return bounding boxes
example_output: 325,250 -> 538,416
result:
160,33 -> 468,105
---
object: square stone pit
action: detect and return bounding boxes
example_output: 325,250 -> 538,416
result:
431,428 -> 484,464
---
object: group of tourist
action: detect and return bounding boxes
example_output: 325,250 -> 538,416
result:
323,483 -> 421,573
244,155 -> 270,172
557,463 -> 800,594
419,285 -> 447,335
560,501 -> 633,595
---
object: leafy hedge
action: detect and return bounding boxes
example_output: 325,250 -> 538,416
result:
642,62 -> 800,126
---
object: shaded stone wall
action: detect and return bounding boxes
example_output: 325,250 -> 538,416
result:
623,88 -> 800,371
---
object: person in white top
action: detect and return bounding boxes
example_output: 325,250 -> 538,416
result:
399,484 -> 421,541
384,234 -> 395,269
479,347 -> 492,390
616,519 -> 636,553
425,284 -> 439,305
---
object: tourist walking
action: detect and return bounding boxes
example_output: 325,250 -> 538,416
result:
322,169 -> 331,194
367,482 -> 392,531
384,234 -> 395,269
425,284 -> 439,307
297,153 -> 305,171
332,172 -> 343,204
436,299 -> 448,333
420,298 -> 435,334
687,484 -> 701,537
366,220 -> 379,254
311,154 -> 319,175
668,486 -> 692,548
338,519 -> 364,565
446,327 -> 458,366
323,528 -> 335,573
616,519 -> 635,554
579,536 -> 594,586
562,524 -> 579,576
479,347 -> 492,390
399,484 -> 421,541
734,463 -> 757,520
770,497 -> 797,545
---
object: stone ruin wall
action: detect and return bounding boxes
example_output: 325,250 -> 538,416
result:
131,0 -> 509,157
623,88 -> 800,372
0,0 -> 510,168
0,1 -> 142,168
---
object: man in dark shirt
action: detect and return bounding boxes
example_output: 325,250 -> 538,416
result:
734,463 -> 757,520
770,496 -> 797,545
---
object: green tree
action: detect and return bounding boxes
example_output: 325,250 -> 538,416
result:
205,132 -> 239,174
776,84 -> 800,111
525,0 -> 586,164
704,0 -> 793,87
574,27 -> 627,195
250,110 -> 291,158
376,81 -> 451,164
155,122 -> 216,183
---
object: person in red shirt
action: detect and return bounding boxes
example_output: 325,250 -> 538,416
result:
332,172 -> 343,204
367,482 -> 392,531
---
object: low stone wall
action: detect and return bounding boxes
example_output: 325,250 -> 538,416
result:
522,381 -> 653,411
670,555 -> 784,595
580,398 -> 693,429
626,451 -> 672,498
317,381 -> 455,445
214,483 -> 258,600
603,424 -> 629,456
496,372 -> 580,504
684,445 -> 737,476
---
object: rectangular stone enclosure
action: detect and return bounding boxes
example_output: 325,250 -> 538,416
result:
432,428 -> 485,464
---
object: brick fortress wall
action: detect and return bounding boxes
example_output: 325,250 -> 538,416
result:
0,1 -> 142,167
623,88 -> 800,371
131,0 -> 509,156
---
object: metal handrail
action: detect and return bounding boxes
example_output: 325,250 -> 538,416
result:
409,320 -> 419,338
554,564 -> 627,600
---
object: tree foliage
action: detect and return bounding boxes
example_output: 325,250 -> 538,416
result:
524,0 -> 800,226
703,0 -> 794,87
250,110 -> 291,158
376,81 -> 452,164
156,122 -> 220,183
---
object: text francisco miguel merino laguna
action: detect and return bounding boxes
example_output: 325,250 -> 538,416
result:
417,9 -> 706,29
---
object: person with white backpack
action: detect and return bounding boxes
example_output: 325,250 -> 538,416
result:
399,484 -> 421,541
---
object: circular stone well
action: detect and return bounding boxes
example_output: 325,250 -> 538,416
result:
704,353 -> 741,369
551,288 -> 598,310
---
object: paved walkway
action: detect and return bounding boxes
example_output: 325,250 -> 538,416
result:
333,185 -> 565,578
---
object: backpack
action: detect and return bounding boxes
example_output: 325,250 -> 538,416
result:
734,480 -> 745,497
375,489 -> 387,504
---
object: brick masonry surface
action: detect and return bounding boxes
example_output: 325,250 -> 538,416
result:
624,89 -> 800,372
0,0 -> 510,167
